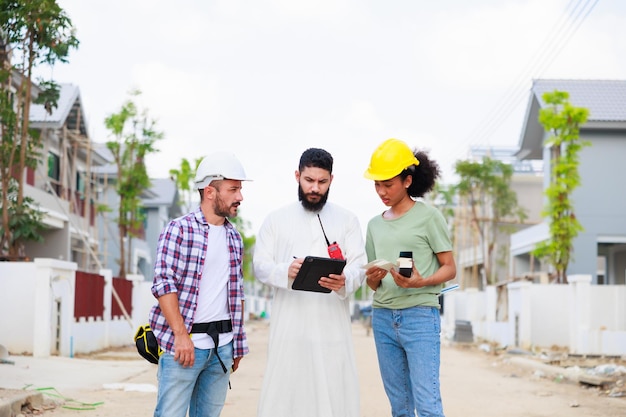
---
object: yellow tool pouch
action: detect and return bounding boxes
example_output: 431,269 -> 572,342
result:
134,324 -> 163,364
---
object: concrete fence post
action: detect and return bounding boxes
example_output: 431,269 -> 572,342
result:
126,273 -> 146,328
100,268 -> 113,348
32,261 -> 53,358
507,281 -> 532,349
568,274 -> 592,354
33,259 -> 76,357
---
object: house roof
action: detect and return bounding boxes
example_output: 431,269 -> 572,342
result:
143,178 -> 179,208
90,143 -> 116,175
532,79 -> 626,122
29,83 -> 88,136
516,79 -> 626,160
91,145 -> 177,205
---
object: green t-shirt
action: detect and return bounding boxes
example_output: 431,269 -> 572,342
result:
365,201 -> 452,309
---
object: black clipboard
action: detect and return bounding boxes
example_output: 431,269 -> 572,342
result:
292,256 -> 347,293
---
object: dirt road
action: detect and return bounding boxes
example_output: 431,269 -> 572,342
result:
26,319 -> 625,416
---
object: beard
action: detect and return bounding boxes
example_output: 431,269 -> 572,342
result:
213,191 -> 238,218
298,185 -> 329,212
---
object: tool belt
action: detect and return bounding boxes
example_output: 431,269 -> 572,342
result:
191,319 -> 233,373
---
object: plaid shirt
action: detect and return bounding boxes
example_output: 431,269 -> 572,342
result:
148,207 -> 249,358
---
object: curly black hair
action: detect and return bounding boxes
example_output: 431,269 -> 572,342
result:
400,149 -> 441,198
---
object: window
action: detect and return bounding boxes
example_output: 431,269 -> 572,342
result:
48,152 -> 60,181
48,152 -> 61,195
76,171 -> 85,194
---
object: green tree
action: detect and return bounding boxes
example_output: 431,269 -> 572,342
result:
169,157 -> 202,213
455,157 -> 527,287
104,90 -> 163,277
0,0 -> 78,257
532,90 -> 589,284
229,215 -> 256,282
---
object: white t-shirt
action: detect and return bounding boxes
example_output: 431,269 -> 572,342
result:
191,224 -> 234,349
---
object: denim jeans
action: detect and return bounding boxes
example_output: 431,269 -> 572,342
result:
372,306 -> 445,417
154,342 -> 233,417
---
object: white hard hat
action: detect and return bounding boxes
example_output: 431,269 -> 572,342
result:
194,151 -> 250,189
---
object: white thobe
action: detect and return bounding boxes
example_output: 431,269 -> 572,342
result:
253,202 -> 367,417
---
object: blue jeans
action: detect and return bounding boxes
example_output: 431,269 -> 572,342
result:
372,306 -> 444,417
154,342 -> 233,417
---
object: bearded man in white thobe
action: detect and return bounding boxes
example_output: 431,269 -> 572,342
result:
253,148 -> 367,417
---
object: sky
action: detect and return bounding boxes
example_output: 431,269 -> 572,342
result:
47,0 -> 626,235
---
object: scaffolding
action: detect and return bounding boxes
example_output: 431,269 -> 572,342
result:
32,86 -> 104,272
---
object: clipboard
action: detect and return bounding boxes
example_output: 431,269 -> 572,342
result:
292,256 -> 347,293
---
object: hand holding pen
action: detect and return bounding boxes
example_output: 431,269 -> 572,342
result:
288,256 -> 303,279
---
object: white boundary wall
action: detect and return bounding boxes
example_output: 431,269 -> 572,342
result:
0,259 -> 77,357
442,275 -> 626,355
2,261 -> 624,357
0,259 -> 153,357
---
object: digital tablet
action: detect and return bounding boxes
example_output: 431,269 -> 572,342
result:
292,256 -> 347,293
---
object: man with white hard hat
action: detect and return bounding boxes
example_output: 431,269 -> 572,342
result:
149,151 -> 251,417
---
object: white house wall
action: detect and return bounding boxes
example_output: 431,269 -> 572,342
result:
509,222 -> 551,280
23,183 -> 72,261
510,175 -> 544,222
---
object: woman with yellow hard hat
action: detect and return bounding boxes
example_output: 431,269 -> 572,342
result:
363,138 -> 456,417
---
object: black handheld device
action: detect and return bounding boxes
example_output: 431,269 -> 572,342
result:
398,251 -> 413,277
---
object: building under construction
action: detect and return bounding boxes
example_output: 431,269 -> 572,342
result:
24,83 -> 107,272
25,84 -> 181,277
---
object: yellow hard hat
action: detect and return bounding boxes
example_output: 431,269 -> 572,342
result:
364,138 -> 420,181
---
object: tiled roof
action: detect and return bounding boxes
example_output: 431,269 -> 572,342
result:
532,79 -> 626,122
